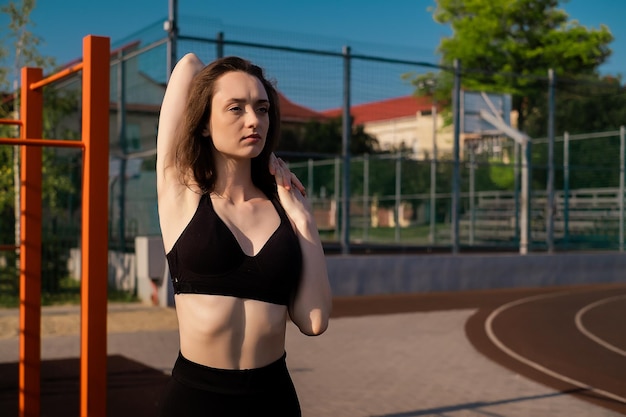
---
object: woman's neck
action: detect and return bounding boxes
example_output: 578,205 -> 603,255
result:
212,157 -> 257,203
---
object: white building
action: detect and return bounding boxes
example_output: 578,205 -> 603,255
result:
323,95 -> 455,159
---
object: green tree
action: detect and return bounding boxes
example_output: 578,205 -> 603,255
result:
523,74 -> 626,190
413,0 -> 613,133
1,0 -> 54,91
278,116 -> 380,157
0,0 -> 79,294
1,0 -> 56,245
406,0 -> 620,197
277,116 -> 381,201
525,74 -> 626,137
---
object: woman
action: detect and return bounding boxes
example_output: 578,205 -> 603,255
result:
156,53 -> 332,416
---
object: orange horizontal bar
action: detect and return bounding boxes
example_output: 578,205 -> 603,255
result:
0,119 -> 23,126
0,137 -> 84,148
0,245 -> 19,251
29,62 -> 84,91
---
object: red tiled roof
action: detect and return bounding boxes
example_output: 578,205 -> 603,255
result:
278,92 -> 327,123
322,95 -> 435,125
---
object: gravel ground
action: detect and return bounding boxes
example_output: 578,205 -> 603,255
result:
0,303 -> 179,339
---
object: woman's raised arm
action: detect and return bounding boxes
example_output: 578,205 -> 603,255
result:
156,53 -> 204,197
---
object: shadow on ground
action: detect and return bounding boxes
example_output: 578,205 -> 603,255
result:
0,355 -> 169,417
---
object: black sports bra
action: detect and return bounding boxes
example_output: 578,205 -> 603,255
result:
166,193 -> 302,306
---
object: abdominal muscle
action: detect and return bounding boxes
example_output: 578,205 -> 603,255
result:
174,293 -> 289,370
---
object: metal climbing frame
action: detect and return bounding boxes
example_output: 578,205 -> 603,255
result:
0,35 -> 110,417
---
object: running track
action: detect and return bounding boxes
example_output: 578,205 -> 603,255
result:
0,282 -> 624,416
333,282 -> 626,415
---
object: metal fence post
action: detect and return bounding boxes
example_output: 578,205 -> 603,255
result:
618,126 -> 626,252
451,59 -> 461,253
563,131 -> 570,249
165,0 -> 178,81
520,139 -> 532,254
514,141 -> 520,244
307,158 -> 314,194
547,68 -> 556,253
217,32 -> 224,58
363,153 -> 370,241
430,104 -> 438,245
395,152 -> 402,242
469,147 -> 476,245
341,46 -> 351,254
116,49 -> 127,253
334,156 -> 341,241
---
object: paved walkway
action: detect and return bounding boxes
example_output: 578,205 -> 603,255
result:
1,285 -> 625,416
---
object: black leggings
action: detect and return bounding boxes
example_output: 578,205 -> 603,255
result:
158,351 -> 301,417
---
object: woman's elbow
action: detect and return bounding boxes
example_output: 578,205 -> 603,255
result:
298,309 -> 330,336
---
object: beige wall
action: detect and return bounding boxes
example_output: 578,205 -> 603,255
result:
363,111 -> 455,159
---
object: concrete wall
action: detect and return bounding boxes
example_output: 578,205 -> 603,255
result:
70,243 -> 625,304
326,252 -> 626,297
68,248 -> 136,292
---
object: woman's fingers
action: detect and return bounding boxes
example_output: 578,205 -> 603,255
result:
270,153 -> 306,195
270,153 -> 287,189
276,156 -> 290,190
290,172 -> 306,196
279,159 -> 292,190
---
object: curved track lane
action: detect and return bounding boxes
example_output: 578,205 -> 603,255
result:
466,285 -> 626,415
576,294 -> 626,357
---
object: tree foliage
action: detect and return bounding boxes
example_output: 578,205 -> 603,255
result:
525,74 -> 626,137
404,0 -> 625,193
0,0 -> 54,91
277,116 -> 380,158
414,0 -> 614,133
277,117 -> 383,199
1,0 -> 63,218
1,1 -> 79,291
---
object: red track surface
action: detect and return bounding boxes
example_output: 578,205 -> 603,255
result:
466,284 -> 626,415
334,282 -> 626,415
1,282 -> 624,416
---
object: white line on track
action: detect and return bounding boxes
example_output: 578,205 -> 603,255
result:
575,294 -> 626,358
484,291 -> 626,404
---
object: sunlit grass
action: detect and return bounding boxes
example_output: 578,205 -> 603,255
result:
319,224 -> 450,245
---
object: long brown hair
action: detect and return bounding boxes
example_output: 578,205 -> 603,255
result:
174,56 -> 280,196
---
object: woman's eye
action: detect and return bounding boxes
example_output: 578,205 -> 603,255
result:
228,106 -> 242,112
257,107 -> 269,114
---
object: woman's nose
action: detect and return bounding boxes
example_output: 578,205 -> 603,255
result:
245,108 -> 259,126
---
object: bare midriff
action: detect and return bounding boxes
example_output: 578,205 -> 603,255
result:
174,293 -> 288,370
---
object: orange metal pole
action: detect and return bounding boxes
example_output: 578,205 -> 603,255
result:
19,67 -> 43,417
28,62 -> 84,91
0,119 -> 23,126
79,35 -> 110,417
0,138 -> 84,148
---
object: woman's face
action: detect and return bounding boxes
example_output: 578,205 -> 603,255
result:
204,70 -> 270,160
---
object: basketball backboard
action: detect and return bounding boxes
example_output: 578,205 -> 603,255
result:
461,90 -> 512,134
461,90 -> 529,145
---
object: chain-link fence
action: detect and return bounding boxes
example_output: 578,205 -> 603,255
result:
2,15 -> 625,299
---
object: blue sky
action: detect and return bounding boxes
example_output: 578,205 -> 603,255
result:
2,0 -> 625,76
